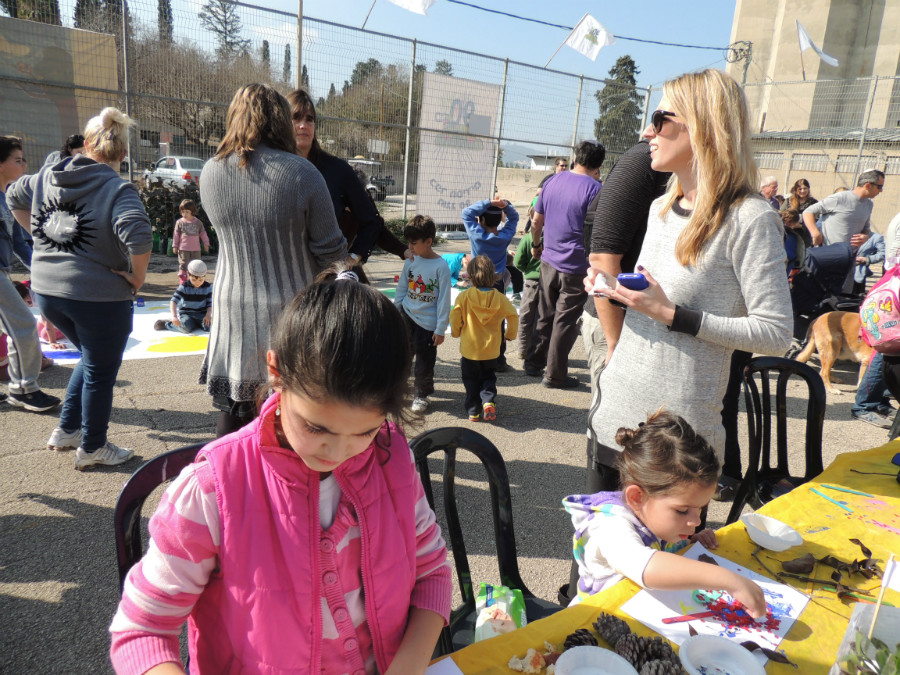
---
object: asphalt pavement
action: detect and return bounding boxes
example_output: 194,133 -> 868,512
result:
0,243 -> 890,673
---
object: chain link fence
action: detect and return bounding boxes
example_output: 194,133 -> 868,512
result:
0,0 -> 650,226
747,75 -> 900,231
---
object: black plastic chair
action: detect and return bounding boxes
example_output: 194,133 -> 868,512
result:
726,357 -> 826,525
114,443 -> 206,590
409,427 -> 561,656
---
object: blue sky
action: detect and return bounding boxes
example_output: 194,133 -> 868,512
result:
288,0 -> 739,91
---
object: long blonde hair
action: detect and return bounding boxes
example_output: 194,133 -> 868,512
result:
214,83 -> 296,168
83,107 -> 133,163
658,70 -> 757,267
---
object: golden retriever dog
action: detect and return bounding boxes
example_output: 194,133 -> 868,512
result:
795,311 -> 873,394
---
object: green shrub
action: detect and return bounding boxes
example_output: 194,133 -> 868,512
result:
138,178 -> 218,253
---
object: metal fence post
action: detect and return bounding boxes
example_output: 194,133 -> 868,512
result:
640,85 -> 652,132
121,0 -> 133,182
570,74 -> 584,153
297,0 -> 303,89
491,58 -> 509,197
401,39 -> 416,220
854,76 -> 879,178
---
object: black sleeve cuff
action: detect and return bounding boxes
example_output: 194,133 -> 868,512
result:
668,305 -> 702,336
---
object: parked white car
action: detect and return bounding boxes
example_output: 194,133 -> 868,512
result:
142,156 -> 205,186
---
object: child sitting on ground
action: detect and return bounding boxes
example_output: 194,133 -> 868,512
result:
111,265 -> 451,674
562,410 -> 766,617
154,259 -> 212,334
172,199 -> 209,284
441,252 -> 470,288
14,280 -> 65,349
450,255 -> 518,422
394,215 -> 451,414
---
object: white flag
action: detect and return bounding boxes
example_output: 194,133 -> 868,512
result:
565,13 -> 615,61
797,21 -> 839,68
386,0 -> 436,15
885,557 -> 900,593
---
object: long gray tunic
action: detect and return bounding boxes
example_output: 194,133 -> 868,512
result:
199,144 -> 347,402
589,195 -> 792,459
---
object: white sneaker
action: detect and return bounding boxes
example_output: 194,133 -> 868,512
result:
74,441 -> 135,471
47,427 -> 82,452
411,396 -> 430,413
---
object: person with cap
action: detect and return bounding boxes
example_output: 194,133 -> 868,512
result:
154,258 -> 213,334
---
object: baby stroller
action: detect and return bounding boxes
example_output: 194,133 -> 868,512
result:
786,241 -> 860,357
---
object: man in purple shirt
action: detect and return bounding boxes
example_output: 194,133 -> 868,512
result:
525,140 -> 605,388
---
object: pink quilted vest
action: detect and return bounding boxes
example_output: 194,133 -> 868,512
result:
187,394 -> 421,673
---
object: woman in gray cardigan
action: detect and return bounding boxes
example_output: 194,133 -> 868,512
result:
583,69 -> 792,491
199,84 -> 346,436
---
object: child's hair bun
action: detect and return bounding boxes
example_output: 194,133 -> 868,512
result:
614,425 -> 639,447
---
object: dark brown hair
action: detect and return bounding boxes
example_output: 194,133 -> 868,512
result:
404,214 -> 436,242
215,84 -> 296,168
179,199 -> 197,214
781,208 -> 800,227
269,274 -> 412,425
466,255 -> 496,288
0,135 -> 23,163
314,260 -> 370,285
286,88 -> 325,163
615,410 -> 719,496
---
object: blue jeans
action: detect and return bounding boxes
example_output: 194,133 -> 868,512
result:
852,351 -> 892,414
166,315 -> 208,333
35,294 -> 133,451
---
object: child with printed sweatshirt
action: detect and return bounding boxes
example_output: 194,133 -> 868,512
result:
450,255 -> 518,422
394,215 -> 451,414
172,199 -> 209,283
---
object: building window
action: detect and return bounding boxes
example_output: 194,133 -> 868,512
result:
885,156 -> 900,175
790,153 -> 829,172
139,129 -> 160,148
755,152 -> 783,170
836,154 -> 877,174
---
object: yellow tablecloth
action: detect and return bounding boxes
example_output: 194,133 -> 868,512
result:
442,441 -> 900,674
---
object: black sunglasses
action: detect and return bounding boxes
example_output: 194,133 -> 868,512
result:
651,109 -> 677,133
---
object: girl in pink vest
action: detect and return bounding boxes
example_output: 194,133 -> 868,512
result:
110,264 -> 452,674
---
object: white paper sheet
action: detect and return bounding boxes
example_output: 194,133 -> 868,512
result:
620,544 -> 809,652
426,656 -> 465,675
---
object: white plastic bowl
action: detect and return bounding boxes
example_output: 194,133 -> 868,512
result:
741,513 -> 803,552
679,634 -> 766,675
555,645 -> 639,675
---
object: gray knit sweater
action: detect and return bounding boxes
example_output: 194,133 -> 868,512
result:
199,144 -> 347,402
589,195 -> 792,459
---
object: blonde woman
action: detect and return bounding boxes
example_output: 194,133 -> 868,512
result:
199,83 -> 346,436
583,70 -> 792,491
8,107 -> 152,469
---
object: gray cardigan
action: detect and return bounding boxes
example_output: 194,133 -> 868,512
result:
199,144 -> 347,402
589,195 -> 792,459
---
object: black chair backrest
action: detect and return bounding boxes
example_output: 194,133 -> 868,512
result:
726,357 -> 825,524
114,443 -> 205,590
409,427 -> 532,603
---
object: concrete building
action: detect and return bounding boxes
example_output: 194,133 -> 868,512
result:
726,1 -> 900,230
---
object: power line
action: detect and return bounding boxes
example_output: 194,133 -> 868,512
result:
443,0 -> 730,52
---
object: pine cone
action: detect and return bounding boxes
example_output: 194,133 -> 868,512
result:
592,612 -> 632,648
640,659 -> 685,675
563,628 -> 598,650
614,633 -> 647,668
643,637 -> 681,667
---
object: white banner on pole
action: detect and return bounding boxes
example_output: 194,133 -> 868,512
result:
797,20 -> 839,68
416,72 -> 501,225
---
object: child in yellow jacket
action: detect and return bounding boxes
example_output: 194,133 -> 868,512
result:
450,255 -> 519,422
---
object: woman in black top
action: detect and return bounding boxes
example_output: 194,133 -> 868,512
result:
287,90 -> 407,263
782,178 -> 818,214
